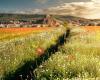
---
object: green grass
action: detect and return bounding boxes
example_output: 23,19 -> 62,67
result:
0,26 -> 67,79
34,27 -> 100,80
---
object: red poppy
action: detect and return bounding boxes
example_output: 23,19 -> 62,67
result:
36,47 -> 44,56
66,54 -> 76,61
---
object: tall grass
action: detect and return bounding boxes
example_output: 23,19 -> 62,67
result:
0,27 -> 54,41
34,27 -> 100,80
0,26 -> 66,79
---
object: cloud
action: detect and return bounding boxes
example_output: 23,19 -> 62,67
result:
43,1 -> 100,19
34,0 -> 48,4
91,0 -> 100,3
3,0 -> 100,19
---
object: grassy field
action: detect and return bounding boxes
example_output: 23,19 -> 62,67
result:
0,26 -> 67,79
0,27 -> 54,41
34,26 -> 100,80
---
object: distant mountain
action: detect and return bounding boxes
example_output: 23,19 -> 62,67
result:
0,13 -> 47,24
53,15 -> 100,26
0,9 -> 44,15
0,13 -> 46,20
1,13 -> 100,26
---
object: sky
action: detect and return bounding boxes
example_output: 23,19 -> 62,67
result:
0,0 -> 90,12
45,0 -> 100,19
1,0 -> 100,19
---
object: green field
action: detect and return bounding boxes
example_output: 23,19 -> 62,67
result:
34,27 -> 100,80
1,24 -> 100,80
0,26 -> 67,79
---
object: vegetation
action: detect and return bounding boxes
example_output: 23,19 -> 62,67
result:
0,14 -> 46,20
0,26 -> 67,79
1,14 -> 100,80
0,27 -> 54,41
34,27 -> 100,80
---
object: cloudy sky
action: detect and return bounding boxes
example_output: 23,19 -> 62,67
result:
45,0 -> 100,19
0,0 -> 90,11
0,0 -> 100,19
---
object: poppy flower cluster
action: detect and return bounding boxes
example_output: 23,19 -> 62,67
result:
36,47 -> 45,56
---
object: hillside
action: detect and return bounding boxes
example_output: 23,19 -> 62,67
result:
54,15 -> 100,26
0,13 -> 100,26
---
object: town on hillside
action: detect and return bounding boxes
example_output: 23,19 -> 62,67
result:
0,14 -> 100,28
0,14 -> 60,28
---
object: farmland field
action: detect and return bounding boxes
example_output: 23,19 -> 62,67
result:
34,26 -> 100,80
82,26 -> 100,32
0,27 -> 55,41
1,25 -> 100,80
1,0 -> 100,79
0,26 -> 68,79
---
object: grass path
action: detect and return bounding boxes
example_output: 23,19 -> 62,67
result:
33,26 -> 100,80
0,26 -> 68,80
0,26 -> 70,80
12,28 -> 70,80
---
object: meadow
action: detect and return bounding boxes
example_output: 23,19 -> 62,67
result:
0,27 -> 54,41
34,26 -> 100,80
0,26 -> 67,79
